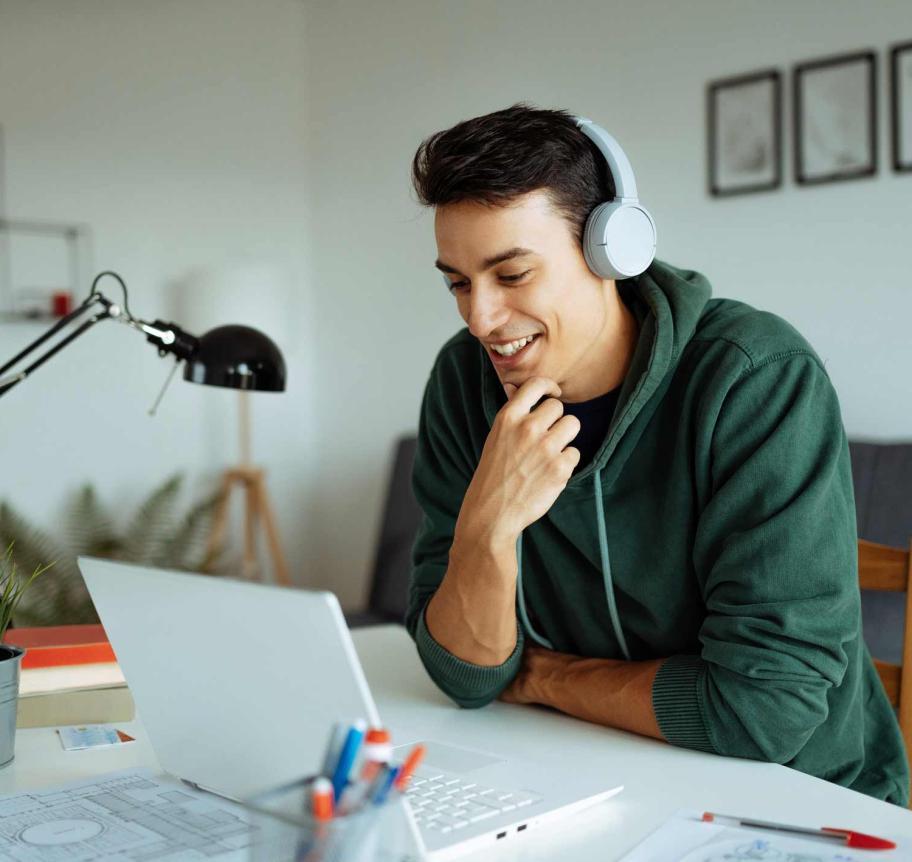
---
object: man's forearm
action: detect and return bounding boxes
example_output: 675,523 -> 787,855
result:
503,647 -> 666,740
425,527 -> 519,666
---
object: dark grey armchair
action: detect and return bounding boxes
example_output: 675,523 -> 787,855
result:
345,437 -> 420,628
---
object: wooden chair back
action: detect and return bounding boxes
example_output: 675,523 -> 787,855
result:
859,539 -> 912,770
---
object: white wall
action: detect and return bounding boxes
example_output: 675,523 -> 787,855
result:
0,1 -> 316,585
2,2 -> 910,613
304,0 -> 912,606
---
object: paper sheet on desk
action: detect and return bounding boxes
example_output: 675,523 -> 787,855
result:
0,767 -> 252,860
620,810 -> 903,862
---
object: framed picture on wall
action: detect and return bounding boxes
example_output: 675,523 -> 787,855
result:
891,41 -> 912,172
794,50 -> 877,185
707,69 -> 782,196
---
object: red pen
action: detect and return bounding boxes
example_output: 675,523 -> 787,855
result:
702,812 -> 896,850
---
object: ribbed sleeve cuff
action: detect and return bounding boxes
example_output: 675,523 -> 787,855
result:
652,654 -> 716,753
415,607 -> 524,708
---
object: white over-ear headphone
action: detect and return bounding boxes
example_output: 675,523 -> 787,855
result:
575,117 -> 657,280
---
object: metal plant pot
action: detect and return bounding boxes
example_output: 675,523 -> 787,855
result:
0,645 -> 24,768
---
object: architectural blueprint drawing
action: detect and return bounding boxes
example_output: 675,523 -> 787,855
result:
0,768 -> 254,861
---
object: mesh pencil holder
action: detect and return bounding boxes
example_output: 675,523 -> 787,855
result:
244,774 -> 424,862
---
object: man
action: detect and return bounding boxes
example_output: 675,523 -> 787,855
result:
405,103 -> 908,805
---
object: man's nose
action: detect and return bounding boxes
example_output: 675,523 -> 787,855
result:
466,285 -> 510,338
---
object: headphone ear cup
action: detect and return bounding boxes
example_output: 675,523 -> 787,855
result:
584,201 -> 657,280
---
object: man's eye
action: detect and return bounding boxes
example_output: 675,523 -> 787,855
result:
448,280 -> 469,292
500,270 -> 531,283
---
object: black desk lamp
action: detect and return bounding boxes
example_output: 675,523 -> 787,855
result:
0,270 -> 292,585
0,270 -> 286,399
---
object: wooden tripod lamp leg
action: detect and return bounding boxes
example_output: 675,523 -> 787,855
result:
242,473 -> 261,581
203,472 -> 234,572
253,473 -> 292,586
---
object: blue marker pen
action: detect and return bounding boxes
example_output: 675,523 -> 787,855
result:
330,720 -> 367,801
321,722 -> 349,778
372,765 -> 400,806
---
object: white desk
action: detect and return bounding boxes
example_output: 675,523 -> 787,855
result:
1,625 -> 910,860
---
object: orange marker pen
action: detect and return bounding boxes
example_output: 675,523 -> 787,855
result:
394,744 -> 426,792
311,776 -> 335,821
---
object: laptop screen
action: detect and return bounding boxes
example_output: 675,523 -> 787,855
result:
79,558 -> 380,799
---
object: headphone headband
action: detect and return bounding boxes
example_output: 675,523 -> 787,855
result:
575,117 -> 639,203
571,115 -> 656,279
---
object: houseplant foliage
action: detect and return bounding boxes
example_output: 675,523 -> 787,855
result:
0,545 -> 51,642
0,474 -> 226,627
0,544 -> 51,767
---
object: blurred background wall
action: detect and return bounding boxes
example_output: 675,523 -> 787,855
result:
1,0 -> 910,610
0,0 -> 316,593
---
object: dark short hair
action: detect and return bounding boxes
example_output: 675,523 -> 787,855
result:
411,103 -> 614,245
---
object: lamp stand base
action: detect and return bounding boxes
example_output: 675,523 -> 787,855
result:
204,466 -> 291,586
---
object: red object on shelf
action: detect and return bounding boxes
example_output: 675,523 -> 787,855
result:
51,290 -> 73,317
2,624 -> 116,669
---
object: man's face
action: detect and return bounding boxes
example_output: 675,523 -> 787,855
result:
434,190 -> 619,402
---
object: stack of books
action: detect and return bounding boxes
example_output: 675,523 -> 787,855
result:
2,624 -> 135,727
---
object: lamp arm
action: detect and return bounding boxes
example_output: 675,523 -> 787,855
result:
0,294 -> 111,378
0,271 -> 212,402
0,306 -> 113,398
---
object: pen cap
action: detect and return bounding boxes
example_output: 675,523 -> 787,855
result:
362,728 -> 393,763
823,828 -> 896,851
311,777 -> 334,821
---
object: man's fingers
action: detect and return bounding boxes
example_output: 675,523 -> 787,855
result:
503,383 -> 518,400
548,414 -> 581,450
505,377 -> 561,415
528,398 -> 565,433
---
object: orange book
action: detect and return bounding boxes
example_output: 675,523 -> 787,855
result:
2,624 -> 116,670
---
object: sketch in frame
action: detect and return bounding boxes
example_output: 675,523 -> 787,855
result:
794,50 -> 877,185
891,40 -> 912,172
707,69 -> 782,196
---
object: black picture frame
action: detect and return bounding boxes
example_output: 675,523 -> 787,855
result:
707,69 -> 782,197
891,41 -> 912,173
794,50 -> 877,185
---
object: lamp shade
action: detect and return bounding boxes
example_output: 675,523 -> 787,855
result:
183,324 -> 286,392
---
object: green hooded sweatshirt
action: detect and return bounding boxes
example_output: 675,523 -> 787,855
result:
406,259 -> 909,806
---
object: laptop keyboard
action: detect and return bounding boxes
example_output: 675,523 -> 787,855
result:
404,770 -> 543,834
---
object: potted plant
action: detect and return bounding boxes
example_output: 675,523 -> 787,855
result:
0,544 -> 51,767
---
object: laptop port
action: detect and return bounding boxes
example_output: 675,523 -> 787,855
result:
496,832 -> 507,839
517,824 -> 527,832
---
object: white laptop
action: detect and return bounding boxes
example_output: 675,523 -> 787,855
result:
79,558 -> 621,860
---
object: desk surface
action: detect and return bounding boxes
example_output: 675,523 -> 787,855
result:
1,625 -> 910,860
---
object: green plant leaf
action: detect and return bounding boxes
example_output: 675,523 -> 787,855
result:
64,484 -> 119,558
120,474 -> 183,565
0,502 -> 96,627
0,541 -> 57,637
163,487 -> 226,571
2,472 -> 237,626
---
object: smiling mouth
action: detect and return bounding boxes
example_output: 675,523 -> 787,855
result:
489,334 -> 540,357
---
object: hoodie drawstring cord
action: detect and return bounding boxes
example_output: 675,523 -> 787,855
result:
515,532 -> 554,649
593,467 -> 631,660
515,467 -> 631,660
